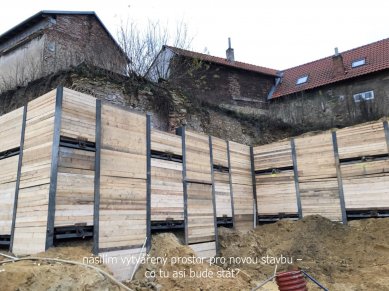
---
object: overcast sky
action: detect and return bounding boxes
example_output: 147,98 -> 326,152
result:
1,0 -> 388,70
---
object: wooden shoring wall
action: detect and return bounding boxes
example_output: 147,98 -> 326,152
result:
294,132 -> 344,222
94,102 -> 149,280
150,129 -> 184,222
55,89 -> 96,228
210,136 -> 233,219
253,141 -> 299,218
337,121 -> 389,212
0,107 -> 24,240
12,89 -> 59,255
228,141 -> 255,231
179,128 -> 217,257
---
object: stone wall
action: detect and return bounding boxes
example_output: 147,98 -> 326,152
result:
168,56 -> 274,108
0,65 -> 296,145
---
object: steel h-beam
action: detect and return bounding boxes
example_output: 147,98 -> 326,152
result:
208,136 -> 219,254
92,99 -> 102,255
250,146 -> 258,227
332,131 -> 347,225
146,113 -> 152,252
290,138 -> 303,219
46,86 -> 63,250
176,127 -> 188,245
226,141 -> 236,227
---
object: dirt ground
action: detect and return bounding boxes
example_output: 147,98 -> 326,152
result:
1,215 -> 388,290
219,215 -> 389,291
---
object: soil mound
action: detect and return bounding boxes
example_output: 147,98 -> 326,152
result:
219,215 -> 389,290
131,233 -> 251,291
0,240 -> 121,291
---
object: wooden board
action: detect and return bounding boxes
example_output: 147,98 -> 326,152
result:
214,171 -> 232,217
295,133 -> 337,181
229,142 -> 254,230
0,106 -> 23,152
190,241 -> 216,258
340,159 -> 389,178
185,131 -> 212,184
99,248 -> 146,281
253,140 -> 293,171
295,133 -> 342,221
232,183 -> 254,231
101,104 -> 146,155
336,121 -> 387,159
99,176 -> 147,249
98,103 -> 147,252
299,179 -> 342,221
256,171 -> 298,215
211,136 -> 228,168
151,129 -> 182,156
343,174 -> 389,210
0,182 -> 16,236
55,147 -> 95,227
229,142 -> 252,186
151,158 -> 183,221
12,89 -> 57,255
61,88 -> 96,142
187,183 -> 215,244
0,155 -> 19,235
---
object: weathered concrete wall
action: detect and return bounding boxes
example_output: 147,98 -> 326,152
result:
0,36 -> 45,92
168,56 -> 274,108
269,70 -> 389,130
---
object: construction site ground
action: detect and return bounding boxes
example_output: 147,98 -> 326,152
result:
1,215 -> 388,291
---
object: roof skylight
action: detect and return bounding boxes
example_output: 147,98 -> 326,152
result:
351,58 -> 366,68
296,75 -> 308,85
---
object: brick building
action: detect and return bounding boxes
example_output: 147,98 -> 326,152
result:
146,41 -> 278,108
0,11 -> 129,92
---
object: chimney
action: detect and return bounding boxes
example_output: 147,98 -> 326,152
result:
332,47 -> 345,77
226,37 -> 235,62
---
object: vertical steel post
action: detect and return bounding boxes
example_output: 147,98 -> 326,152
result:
146,113 -> 152,252
46,86 -> 63,250
92,99 -> 102,255
332,131 -> 347,225
226,141 -> 236,227
209,136 -> 219,254
290,138 -> 303,219
250,146 -> 258,227
176,127 -> 188,245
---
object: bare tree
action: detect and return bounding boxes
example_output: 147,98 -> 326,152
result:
117,18 -> 193,77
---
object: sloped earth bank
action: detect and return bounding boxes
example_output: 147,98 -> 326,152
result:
1,216 -> 388,290
219,215 -> 389,291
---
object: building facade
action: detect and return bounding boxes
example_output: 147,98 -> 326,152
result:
147,44 -> 278,108
0,11 -> 128,92
268,38 -> 389,128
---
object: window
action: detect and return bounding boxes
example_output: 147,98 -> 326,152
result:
351,58 -> 366,68
353,90 -> 374,102
296,75 -> 308,85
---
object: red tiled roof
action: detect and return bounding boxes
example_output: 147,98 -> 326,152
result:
271,38 -> 389,99
164,45 -> 278,77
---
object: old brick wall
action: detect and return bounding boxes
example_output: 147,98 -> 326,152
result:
168,56 -> 274,107
43,14 -> 127,76
269,70 -> 389,130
